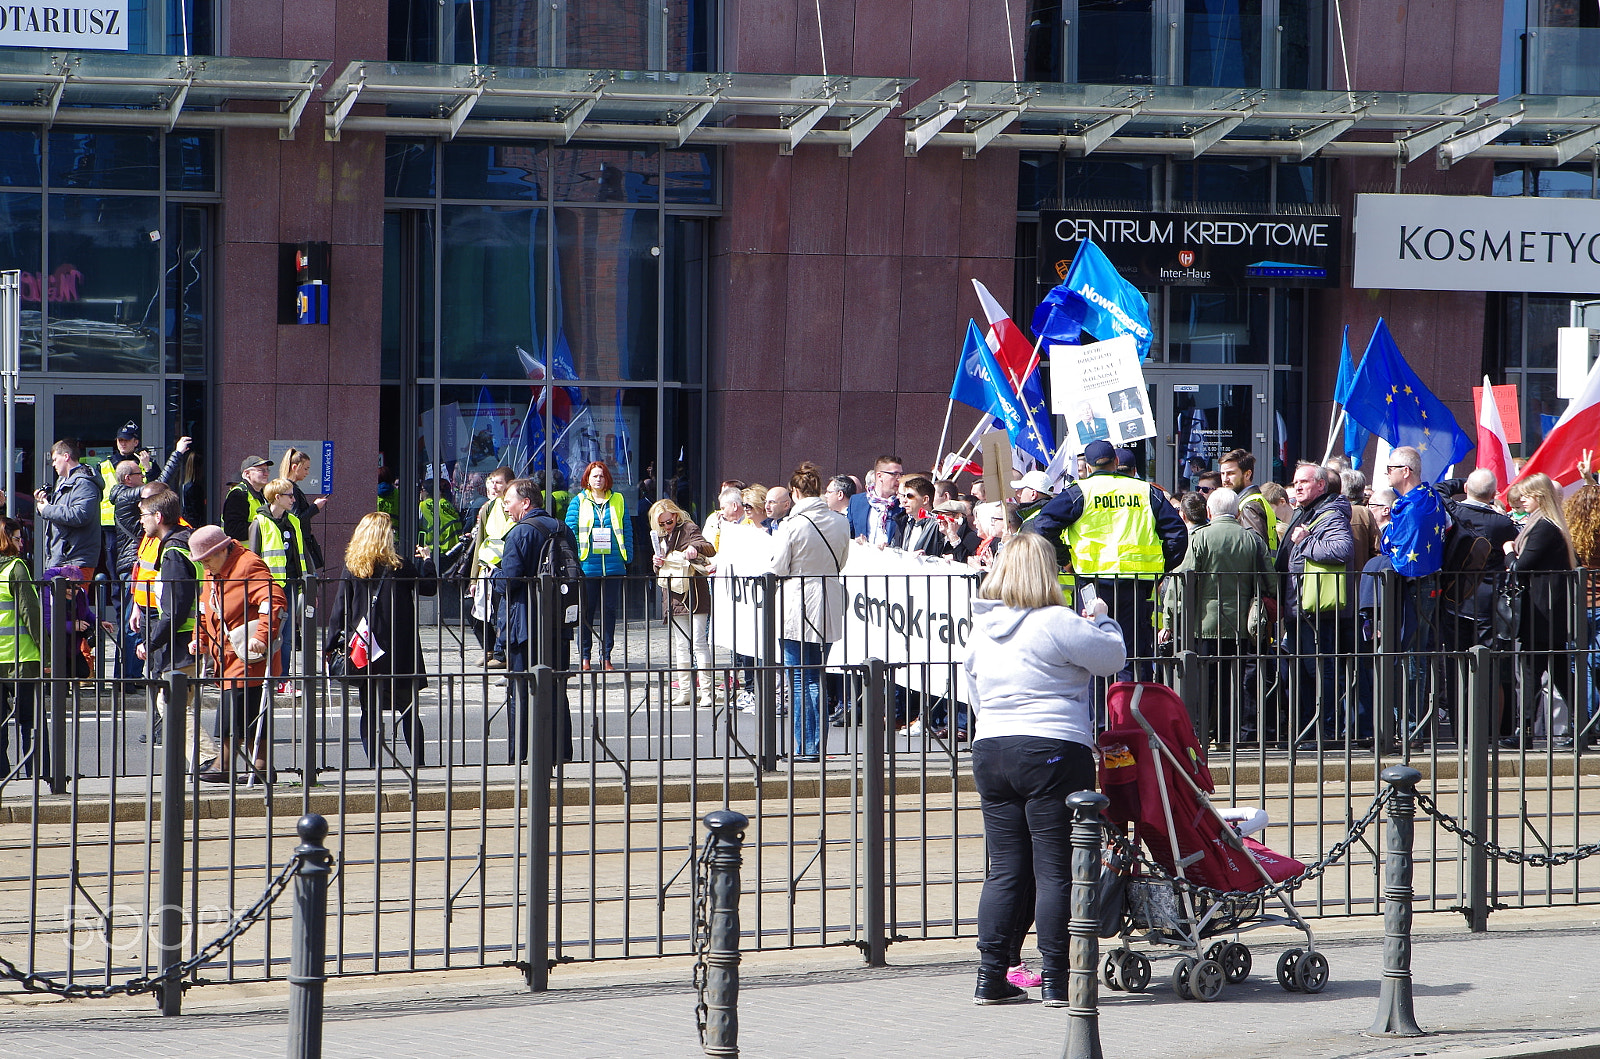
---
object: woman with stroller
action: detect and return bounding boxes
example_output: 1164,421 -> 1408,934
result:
324,511 -> 437,768
966,532 -> 1125,1005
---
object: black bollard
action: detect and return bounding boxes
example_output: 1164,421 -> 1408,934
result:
157,670 -> 188,1016
861,659 -> 887,968
289,814 -> 333,1059
1369,766 -> 1425,1037
701,810 -> 749,1059
523,664 -> 554,992
1062,791 -> 1109,1059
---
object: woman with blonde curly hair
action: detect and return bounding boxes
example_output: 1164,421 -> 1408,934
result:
1507,472 -> 1584,748
649,497 -> 717,706
324,511 -> 437,768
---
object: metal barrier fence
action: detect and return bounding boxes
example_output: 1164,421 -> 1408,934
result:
0,563 -> 1597,996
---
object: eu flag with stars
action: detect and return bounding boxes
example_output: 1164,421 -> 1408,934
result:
1382,483 -> 1449,577
1342,318 -> 1473,484
1334,326 -> 1371,468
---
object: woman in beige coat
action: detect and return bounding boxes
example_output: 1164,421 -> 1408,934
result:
769,462 -> 850,761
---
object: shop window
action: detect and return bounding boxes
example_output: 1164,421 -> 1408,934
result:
438,204 -> 548,379
48,130 -> 160,191
1167,287 -> 1270,363
45,194 -> 162,373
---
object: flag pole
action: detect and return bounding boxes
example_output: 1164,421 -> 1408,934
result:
1321,407 -> 1347,465
933,396 -> 956,474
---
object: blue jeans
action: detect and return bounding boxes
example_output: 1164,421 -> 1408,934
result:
971,736 -> 1095,973
578,576 -> 622,664
783,639 -> 823,758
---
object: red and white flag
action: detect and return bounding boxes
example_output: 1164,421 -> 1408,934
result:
1475,375 -> 1516,492
1511,357 -> 1600,491
971,279 -> 1039,389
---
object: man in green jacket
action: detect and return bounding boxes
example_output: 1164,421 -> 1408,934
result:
1162,486 -> 1272,746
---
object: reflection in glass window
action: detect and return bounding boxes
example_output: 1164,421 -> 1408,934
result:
1167,288 -> 1269,363
550,144 -> 660,203
47,194 -> 161,373
1492,164 -> 1527,196
386,138 -> 437,199
48,130 -> 160,191
554,208 -> 660,381
443,141 -> 545,200
1079,0 -> 1155,84
0,193 -> 43,370
470,0 -> 715,70
1278,0 -> 1324,89
439,205 -> 547,378
664,217 -> 705,384
1275,161 -> 1318,205
0,131 -> 42,188
1062,157 -> 1156,205
1185,0 -> 1261,87
165,204 -> 209,375
1018,151 -> 1059,211
1177,159 -> 1270,203
166,131 -> 216,192
664,148 -> 716,205
1525,296 -> 1569,369
1537,166 -> 1597,198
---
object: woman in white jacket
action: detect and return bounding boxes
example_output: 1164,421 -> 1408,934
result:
965,532 -> 1125,1006
769,461 -> 850,762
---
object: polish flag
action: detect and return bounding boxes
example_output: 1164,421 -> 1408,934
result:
971,279 -> 1039,389
1475,375 -> 1516,492
1511,357 -> 1600,492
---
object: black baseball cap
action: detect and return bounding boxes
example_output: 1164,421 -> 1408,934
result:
1084,440 -> 1117,467
116,421 -> 140,440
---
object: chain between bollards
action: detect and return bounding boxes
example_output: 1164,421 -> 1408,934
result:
1369,766 -> 1425,1038
698,810 -> 748,1058
1062,791 -> 1107,1059
288,814 -> 333,1059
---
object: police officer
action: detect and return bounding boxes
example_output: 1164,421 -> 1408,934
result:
100,422 -> 152,571
1031,439 -> 1188,679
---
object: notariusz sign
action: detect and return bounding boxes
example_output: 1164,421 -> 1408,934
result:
1040,208 -> 1341,289
0,2 -> 128,49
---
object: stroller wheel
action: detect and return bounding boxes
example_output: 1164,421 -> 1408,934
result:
1120,952 -> 1151,993
1189,959 -> 1226,1002
1220,942 -> 1252,984
1171,957 -> 1196,999
1204,941 -> 1228,963
1277,948 -> 1304,992
1102,953 -> 1124,991
1293,950 -> 1329,994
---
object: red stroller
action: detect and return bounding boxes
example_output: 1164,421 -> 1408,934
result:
1095,682 -> 1327,1001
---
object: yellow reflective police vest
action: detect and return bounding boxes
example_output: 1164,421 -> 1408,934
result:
576,490 -> 628,563
251,512 -> 308,585
0,556 -> 40,665
99,459 -> 119,526
1065,473 -> 1165,577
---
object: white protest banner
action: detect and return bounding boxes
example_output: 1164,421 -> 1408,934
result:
1049,334 -> 1155,457
709,523 -> 776,659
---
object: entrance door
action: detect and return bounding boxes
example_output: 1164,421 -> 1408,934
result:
1145,371 -> 1270,494
19,377 -> 162,524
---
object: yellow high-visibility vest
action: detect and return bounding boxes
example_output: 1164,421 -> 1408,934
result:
1065,474 -> 1164,577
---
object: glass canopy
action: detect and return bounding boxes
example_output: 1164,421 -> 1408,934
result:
903,81 -> 1600,166
0,48 -> 323,137
323,61 -> 912,153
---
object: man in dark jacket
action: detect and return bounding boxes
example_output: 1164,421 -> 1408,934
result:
493,478 -> 574,765
135,490 -> 217,771
34,439 -> 102,575
1276,462 -> 1354,746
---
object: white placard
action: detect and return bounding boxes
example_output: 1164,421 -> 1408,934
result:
1353,193 -> 1600,294
1048,334 -> 1155,456
0,2 -> 128,50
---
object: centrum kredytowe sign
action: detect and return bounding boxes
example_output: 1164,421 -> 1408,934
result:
1039,209 -> 1342,289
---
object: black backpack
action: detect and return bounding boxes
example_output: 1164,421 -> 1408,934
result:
530,514 -> 584,626
1439,521 -> 1492,609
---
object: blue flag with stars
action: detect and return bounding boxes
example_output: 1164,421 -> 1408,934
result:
973,329 -> 1056,465
1342,318 -> 1473,483
1334,326 -> 1371,468
1382,483 -> 1449,577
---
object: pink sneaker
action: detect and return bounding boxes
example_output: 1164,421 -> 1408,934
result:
1006,963 -> 1042,989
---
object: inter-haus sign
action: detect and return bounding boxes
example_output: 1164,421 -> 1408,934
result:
1354,193 -> 1600,294
0,2 -> 127,49
1039,208 -> 1340,289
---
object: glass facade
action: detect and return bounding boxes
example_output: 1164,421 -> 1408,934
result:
389,0 -> 717,70
384,136 -> 716,522
1025,0 -> 1324,89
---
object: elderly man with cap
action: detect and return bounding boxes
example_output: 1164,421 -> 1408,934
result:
224,456 -> 274,543
1031,439 -> 1188,679
1010,469 -> 1054,524
189,524 -> 285,783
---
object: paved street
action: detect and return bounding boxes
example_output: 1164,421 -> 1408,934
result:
4,913 -> 1599,1058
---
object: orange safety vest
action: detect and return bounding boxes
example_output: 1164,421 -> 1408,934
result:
131,519 -> 190,607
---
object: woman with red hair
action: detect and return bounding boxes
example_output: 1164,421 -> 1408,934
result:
565,460 -> 633,670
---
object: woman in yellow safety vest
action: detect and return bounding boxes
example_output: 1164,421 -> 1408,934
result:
249,478 -> 310,692
0,516 -> 43,781
565,460 -> 632,671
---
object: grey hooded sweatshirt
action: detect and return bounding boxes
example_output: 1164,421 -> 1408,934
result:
963,597 -> 1126,747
